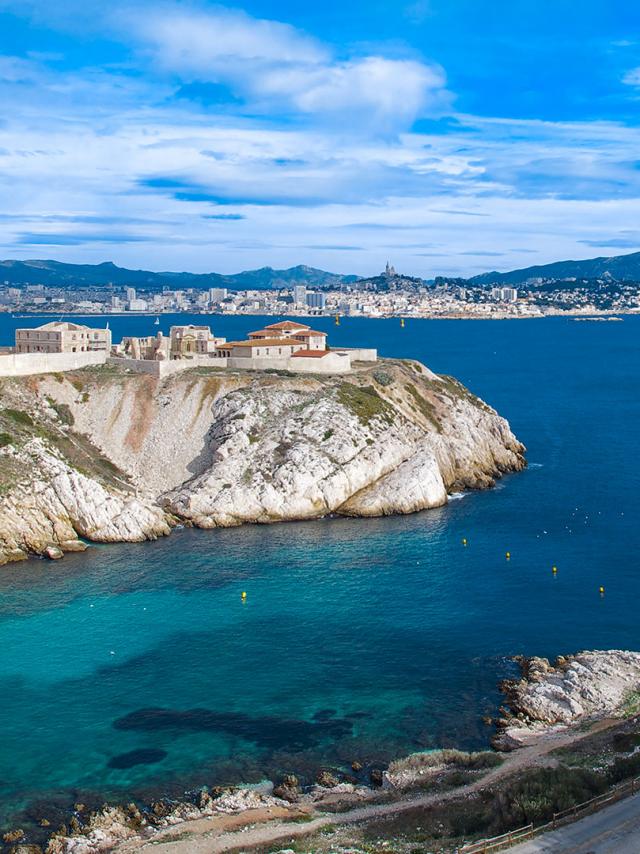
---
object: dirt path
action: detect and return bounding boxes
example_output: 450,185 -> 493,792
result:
116,719 -> 618,854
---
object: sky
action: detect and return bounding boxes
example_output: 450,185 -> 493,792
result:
1,0 -> 640,276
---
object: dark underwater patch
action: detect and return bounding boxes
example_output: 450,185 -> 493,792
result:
113,708 -> 353,750
107,748 -> 168,769
312,708 -> 336,722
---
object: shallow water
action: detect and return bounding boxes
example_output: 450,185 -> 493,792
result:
0,314 -> 639,824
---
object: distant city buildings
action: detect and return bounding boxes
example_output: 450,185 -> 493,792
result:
209,287 -> 228,303
491,286 -> 519,303
306,291 -> 326,309
1,260 -> 639,321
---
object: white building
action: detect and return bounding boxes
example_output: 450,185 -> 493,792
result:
15,321 -> 112,354
491,287 -> 519,303
128,298 -> 148,311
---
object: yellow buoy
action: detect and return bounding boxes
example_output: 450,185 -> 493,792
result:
400,317 -> 405,328
599,586 -> 605,595
334,314 -> 340,326
506,551 -> 511,560
241,591 -> 247,601
552,565 -> 558,574
462,538 -> 467,546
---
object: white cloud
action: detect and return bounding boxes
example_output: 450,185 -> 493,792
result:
2,3 -> 640,274
139,6 -> 327,69
622,67 -> 640,86
285,57 -> 445,126
129,5 -> 448,129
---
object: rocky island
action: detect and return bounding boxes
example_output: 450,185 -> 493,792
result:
0,358 -> 525,565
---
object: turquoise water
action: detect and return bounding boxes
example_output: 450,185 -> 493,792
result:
0,314 -> 639,829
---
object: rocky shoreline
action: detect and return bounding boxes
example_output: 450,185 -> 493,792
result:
4,649 -> 640,854
0,358 -> 526,566
493,649 -> 640,750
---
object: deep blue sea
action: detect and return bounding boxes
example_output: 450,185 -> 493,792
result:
1,313 -> 639,827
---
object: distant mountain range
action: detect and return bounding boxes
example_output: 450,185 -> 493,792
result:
5,250 -> 640,291
469,251 -> 640,285
0,260 -> 358,290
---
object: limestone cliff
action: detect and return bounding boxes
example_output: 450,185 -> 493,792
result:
0,359 -> 525,565
495,651 -> 640,749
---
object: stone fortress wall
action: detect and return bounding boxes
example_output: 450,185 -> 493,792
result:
0,350 -> 107,377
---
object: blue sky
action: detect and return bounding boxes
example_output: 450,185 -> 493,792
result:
1,0 -> 640,276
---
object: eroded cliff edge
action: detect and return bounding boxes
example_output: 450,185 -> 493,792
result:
0,358 -> 526,564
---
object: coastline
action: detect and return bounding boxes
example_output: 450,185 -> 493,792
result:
0,308 -> 636,322
7,650 -> 640,854
0,358 -> 525,566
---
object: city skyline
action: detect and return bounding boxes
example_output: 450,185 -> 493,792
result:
2,0 -> 640,275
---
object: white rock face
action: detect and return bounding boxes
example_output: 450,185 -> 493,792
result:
508,651 -> 640,724
163,366 -> 525,526
0,439 -> 170,564
0,360 -> 525,564
340,444 -> 447,516
496,650 -> 640,748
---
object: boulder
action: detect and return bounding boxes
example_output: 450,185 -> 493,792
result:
316,770 -> 340,788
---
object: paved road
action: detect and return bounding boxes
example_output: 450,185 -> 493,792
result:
509,792 -> 640,853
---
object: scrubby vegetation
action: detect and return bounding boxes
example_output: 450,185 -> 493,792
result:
389,748 -> 502,776
437,375 -> 494,413
46,398 -> 75,426
404,383 -> 442,432
372,369 -> 393,387
0,391 -> 129,495
336,383 -> 394,426
2,408 -> 34,427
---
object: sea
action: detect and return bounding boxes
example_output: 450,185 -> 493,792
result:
0,312 -> 639,828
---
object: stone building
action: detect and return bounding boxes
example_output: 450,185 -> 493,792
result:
15,321 -> 111,354
117,325 -> 225,361
169,325 -> 224,358
247,320 -> 327,350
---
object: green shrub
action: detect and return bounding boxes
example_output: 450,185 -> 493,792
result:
49,401 -> 74,426
0,432 -> 12,448
323,429 -> 334,441
2,408 -> 34,427
492,767 -> 606,830
336,383 -> 393,426
608,751 -> 640,784
372,369 -> 393,387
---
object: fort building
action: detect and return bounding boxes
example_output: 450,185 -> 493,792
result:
15,321 -> 112,354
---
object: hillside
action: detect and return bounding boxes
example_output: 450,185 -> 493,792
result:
0,259 -> 358,290
470,250 -> 640,285
0,360 -> 525,565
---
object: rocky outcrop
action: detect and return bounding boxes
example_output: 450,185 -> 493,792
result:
494,650 -> 640,749
0,439 -> 170,565
0,359 -> 525,565
43,788 -> 290,853
162,365 -> 524,526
